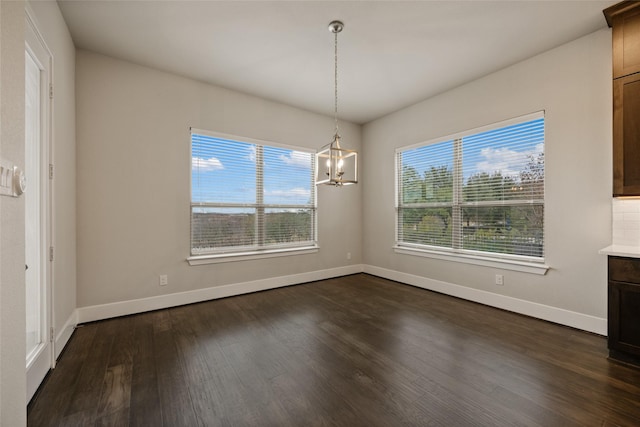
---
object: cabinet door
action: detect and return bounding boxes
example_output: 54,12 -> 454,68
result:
610,4 -> 640,79
609,280 -> 640,357
613,73 -> 640,196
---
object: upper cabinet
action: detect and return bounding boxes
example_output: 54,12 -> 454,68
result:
605,1 -> 640,196
613,73 -> 640,195
606,2 -> 640,79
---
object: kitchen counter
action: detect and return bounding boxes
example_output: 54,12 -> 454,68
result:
599,245 -> 640,258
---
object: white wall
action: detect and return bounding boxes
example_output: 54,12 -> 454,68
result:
362,29 -> 612,333
76,30 -> 612,332
0,2 -> 26,425
27,0 -> 77,358
0,1 -> 75,421
76,51 -> 362,312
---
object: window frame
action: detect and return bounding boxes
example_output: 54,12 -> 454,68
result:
188,128 -> 318,265
394,112 -> 549,275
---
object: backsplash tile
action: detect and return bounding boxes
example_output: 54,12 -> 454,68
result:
613,199 -> 640,246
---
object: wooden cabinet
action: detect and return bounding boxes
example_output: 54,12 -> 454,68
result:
608,256 -> 640,367
607,2 -> 640,79
605,2 -> 640,196
613,73 -> 640,195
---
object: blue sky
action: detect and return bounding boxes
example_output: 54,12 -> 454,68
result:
192,134 -> 314,207
401,117 -> 544,182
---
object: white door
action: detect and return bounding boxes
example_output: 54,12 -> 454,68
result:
25,13 -> 52,402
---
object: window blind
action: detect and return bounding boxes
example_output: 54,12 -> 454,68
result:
396,113 -> 544,260
191,130 -> 316,255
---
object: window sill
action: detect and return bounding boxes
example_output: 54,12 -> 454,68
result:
188,245 -> 319,265
393,245 -> 549,275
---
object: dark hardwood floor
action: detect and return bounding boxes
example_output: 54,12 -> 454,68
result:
28,273 -> 640,426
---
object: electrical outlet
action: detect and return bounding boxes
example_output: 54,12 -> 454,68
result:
495,274 -> 504,286
159,274 -> 168,286
347,252 -> 352,260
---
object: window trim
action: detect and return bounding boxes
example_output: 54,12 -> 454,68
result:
187,245 -> 319,266
393,245 -> 549,275
189,128 -> 317,261
394,111 -> 546,272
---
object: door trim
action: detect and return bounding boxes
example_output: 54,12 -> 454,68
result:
25,7 -> 54,403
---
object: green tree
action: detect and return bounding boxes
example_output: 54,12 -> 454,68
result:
423,165 -> 453,235
463,171 -> 516,202
462,172 -> 516,229
400,165 -> 453,246
424,165 -> 453,203
515,152 -> 544,256
402,165 -> 424,203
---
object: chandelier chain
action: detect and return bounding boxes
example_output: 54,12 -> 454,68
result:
334,29 -> 339,136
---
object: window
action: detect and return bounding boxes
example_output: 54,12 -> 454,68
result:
396,112 -> 544,263
190,129 -> 316,257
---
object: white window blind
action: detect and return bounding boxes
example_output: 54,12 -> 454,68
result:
396,112 -> 544,260
191,130 -> 316,255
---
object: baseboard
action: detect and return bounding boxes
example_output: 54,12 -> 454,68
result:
75,263 -> 607,335
55,309 -> 78,360
363,264 -> 607,336
77,264 -> 364,324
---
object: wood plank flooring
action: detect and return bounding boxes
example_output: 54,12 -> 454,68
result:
27,273 -> 640,426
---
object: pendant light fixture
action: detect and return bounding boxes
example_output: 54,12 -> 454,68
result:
315,20 -> 358,186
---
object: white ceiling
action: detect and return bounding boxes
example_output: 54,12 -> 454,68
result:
57,0 -> 616,124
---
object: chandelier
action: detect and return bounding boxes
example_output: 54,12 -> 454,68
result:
315,20 -> 358,186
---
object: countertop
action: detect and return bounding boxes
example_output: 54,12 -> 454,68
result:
599,244 -> 640,258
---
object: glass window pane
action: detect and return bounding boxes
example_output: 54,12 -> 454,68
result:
190,131 -> 317,256
263,146 -> 314,205
463,118 -> 544,202
462,205 -> 544,257
400,140 -> 454,204
191,207 -> 255,253
396,114 -> 544,260
400,207 -> 453,248
192,135 -> 256,204
265,208 -> 314,245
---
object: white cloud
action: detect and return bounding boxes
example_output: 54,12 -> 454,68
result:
279,151 -> 312,168
192,156 -> 223,172
474,145 -> 542,178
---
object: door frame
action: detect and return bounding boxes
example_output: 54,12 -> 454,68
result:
25,7 -> 54,403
